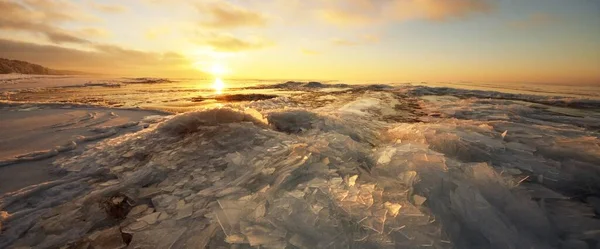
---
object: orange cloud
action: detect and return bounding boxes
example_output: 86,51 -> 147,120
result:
318,9 -> 376,26
0,0 -> 91,44
318,0 -> 493,26
197,0 -> 267,29
78,27 -> 111,38
197,33 -> 273,52
390,0 -> 493,21
0,38 -> 198,76
89,2 -> 127,13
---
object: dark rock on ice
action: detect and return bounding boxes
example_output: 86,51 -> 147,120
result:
267,110 -> 318,133
215,93 -> 278,102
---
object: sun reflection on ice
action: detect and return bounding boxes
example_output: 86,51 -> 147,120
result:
213,78 -> 225,94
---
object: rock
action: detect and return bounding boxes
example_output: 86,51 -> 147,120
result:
176,200 -> 186,210
413,195 -> 427,206
151,195 -> 178,211
142,208 -> 155,215
137,212 -> 161,225
561,239 -> 589,249
225,234 -> 246,244
183,223 -> 218,249
110,166 -> 124,173
99,180 -> 120,187
88,227 -> 127,249
289,233 -> 313,249
175,180 -> 187,187
0,211 -> 6,232
128,227 -> 186,249
161,186 -> 176,193
173,189 -> 192,197
191,208 -> 208,219
123,221 -> 149,233
127,205 -> 149,217
112,196 -> 125,205
504,168 -> 522,175
384,202 -> 402,217
196,188 -> 214,197
157,212 -> 170,221
176,204 -> 193,220
347,175 -> 358,187
254,203 -> 266,219
287,190 -> 305,199
586,197 -> 600,215
216,187 -> 243,197
184,195 -> 195,202
102,194 -> 132,219
138,187 -> 161,199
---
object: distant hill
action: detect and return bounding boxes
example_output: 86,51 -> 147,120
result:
0,58 -> 85,75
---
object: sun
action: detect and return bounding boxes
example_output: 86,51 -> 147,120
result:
213,78 -> 225,94
192,61 -> 230,76
210,63 -> 228,76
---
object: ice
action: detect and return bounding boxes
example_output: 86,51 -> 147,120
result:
127,227 -> 186,249
1,86 -> 599,249
246,81 -> 350,90
267,110 -> 318,133
339,97 -> 381,116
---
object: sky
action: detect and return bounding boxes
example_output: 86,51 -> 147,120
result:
0,0 -> 599,84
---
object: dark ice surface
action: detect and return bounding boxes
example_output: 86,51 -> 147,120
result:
1,82 -> 600,249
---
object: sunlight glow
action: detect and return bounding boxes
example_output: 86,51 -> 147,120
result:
210,63 -> 228,76
213,78 -> 225,94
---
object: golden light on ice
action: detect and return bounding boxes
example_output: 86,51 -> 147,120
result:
213,78 -> 225,94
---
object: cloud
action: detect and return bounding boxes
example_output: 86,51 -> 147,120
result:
145,27 -> 171,40
509,13 -> 559,29
89,2 -> 127,13
318,9 -> 376,26
301,48 -> 320,55
0,38 -> 199,76
331,38 -> 359,46
331,34 -> 380,46
20,0 -> 95,22
390,0 -> 493,21
197,0 -> 267,29
197,33 -> 273,52
78,27 -> 111,38
45,31 -> 89,44
317,0 -> 493,26
362,34 -> 380,43
0,0 -> 90,44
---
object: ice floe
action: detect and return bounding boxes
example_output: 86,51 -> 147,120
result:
0,85 -> 599,249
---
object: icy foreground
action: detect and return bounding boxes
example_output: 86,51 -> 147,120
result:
1,85 -> 600,249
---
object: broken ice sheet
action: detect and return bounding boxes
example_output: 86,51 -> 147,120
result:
3,87 -> 600,249
384,202 -> 402,217
214,199 -> 249,236
128,227 -> 187,249
347,175 -> 358,187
